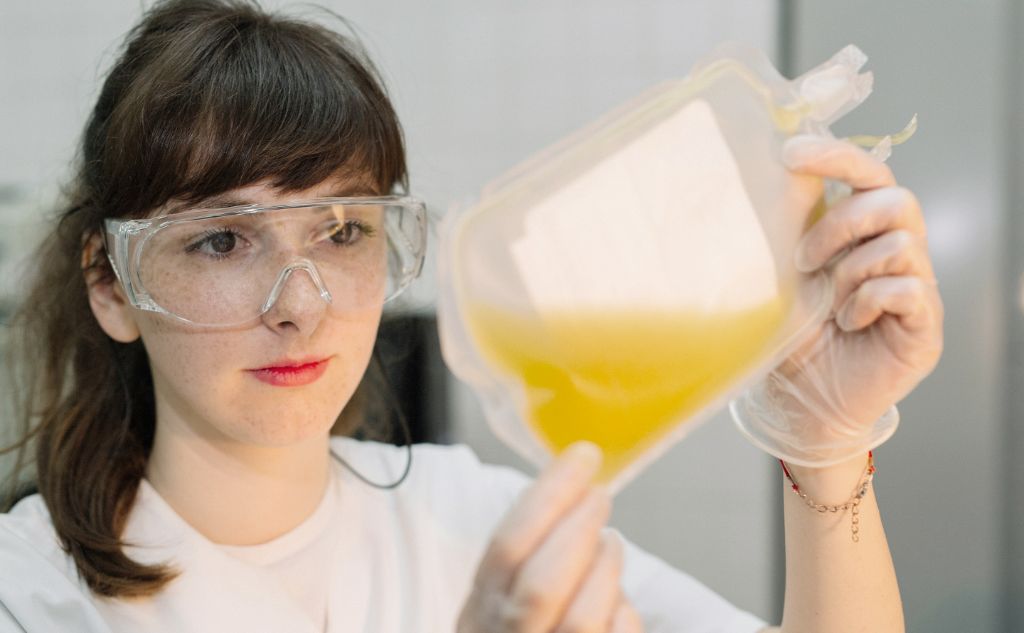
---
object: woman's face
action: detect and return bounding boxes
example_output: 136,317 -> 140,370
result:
93,177 -> 384,448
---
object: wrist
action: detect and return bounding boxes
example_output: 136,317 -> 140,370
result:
782,451 -> 873,505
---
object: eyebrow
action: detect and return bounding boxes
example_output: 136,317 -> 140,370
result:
164,186 -> 379,215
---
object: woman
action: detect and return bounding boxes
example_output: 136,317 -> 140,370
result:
0,1 -> 943,631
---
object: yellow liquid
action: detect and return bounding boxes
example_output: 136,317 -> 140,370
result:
467,299 -> 788,483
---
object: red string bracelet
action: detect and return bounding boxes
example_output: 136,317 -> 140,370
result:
779,452 -> 875,542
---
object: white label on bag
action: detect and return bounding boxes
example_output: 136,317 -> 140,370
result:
508,98 -> 779,312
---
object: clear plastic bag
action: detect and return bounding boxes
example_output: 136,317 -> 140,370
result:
437,43 -> 897,493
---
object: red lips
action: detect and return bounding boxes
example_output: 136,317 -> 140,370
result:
247,357 -> 330,387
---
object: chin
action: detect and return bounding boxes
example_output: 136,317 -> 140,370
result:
235,418 -> 335,448
228,399 -> 342,448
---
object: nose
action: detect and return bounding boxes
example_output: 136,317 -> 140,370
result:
259,259 -> 333,334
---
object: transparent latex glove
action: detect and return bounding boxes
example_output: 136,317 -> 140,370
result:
731,136 -> 944,467
457,442 -> 644,633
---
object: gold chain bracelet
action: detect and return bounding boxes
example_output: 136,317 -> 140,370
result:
780,452 -> 875,542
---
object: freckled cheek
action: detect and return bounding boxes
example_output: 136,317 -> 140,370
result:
136,316 -> 247,405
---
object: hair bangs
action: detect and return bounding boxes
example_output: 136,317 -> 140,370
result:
106,7 -> 407,215
185,21 -> 406,199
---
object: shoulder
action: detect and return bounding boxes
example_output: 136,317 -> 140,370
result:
1,494 -> 72,576
0,496 -> 112,632
328,437 -> 533,542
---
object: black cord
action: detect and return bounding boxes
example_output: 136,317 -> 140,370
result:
328,403 -> 413,490
327,341 -> 415,490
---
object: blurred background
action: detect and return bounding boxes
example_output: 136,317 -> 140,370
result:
1,1 -> 1021,631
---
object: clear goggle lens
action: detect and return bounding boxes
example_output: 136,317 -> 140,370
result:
110,200 -> 425,327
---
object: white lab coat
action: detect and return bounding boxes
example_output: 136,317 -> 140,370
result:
0,438 -> 766,632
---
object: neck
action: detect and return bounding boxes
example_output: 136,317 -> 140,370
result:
145,416 -> 331,546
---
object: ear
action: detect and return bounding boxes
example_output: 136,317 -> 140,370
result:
83,232 -> 141,344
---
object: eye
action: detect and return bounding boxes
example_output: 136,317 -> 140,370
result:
207,232 -> 236,253
325,219 -> 375,246
185,228 -> 248,258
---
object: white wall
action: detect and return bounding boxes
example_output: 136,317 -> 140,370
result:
0,3 -> 143,190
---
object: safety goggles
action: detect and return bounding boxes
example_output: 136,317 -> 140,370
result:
103,196 -> 427,328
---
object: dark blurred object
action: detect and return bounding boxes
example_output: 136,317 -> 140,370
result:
340,313 -> 450,446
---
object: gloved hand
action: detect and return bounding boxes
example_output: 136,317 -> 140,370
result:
731,135 -> 945,467
457,442 -> 644,633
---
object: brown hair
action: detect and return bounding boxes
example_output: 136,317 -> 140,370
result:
0,0 -> 407,598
